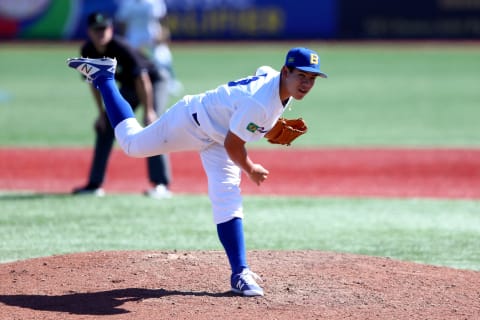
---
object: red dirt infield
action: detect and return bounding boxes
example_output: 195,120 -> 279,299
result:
2,147 -> 480,198
1,147 -> 480,319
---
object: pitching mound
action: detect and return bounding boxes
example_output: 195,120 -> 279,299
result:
1,251 -> 479,319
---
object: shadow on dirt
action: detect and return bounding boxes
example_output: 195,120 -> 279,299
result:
0,288 -> 234,315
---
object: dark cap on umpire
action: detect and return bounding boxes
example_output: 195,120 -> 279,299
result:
87,12 -> 113,29
285,47 -> 328,78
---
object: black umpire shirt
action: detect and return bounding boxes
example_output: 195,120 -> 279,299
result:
81,35 -> 160,88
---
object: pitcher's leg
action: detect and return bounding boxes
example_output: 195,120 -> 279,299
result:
67,57 -> 135,128
97,78 -> 136,128
200,144 -> 263,296
217,217 -> 248,275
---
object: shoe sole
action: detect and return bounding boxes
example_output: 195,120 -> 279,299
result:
231,288 -> 264,297
67,58 -> 116,81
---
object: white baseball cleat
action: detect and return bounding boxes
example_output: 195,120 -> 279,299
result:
231,268 -> 264,297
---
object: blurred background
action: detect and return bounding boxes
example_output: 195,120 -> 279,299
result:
0,0 -> 479,41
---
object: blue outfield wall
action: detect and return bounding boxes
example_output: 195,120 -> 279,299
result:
0,0 -> 479,40
164,0 -> 337,39
338,0 -> 480,39
0,0 -> 336,40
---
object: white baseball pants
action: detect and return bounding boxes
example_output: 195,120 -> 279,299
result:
114,96 -> 244,224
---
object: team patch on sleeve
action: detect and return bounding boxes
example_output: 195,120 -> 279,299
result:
246,122 -> 267,133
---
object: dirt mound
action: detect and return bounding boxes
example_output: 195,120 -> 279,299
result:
1,250 -> 479,319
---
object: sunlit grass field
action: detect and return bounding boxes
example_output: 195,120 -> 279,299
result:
1,42 -> 479,147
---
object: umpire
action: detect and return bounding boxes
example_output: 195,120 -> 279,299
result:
72,12 -> 172,198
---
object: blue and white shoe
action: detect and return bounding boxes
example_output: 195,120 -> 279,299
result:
231,269 -> 264,297
66,57 -> 116,83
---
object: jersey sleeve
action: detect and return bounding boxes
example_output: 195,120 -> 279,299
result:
229,98 -> 269,143
255,65 -> 275,76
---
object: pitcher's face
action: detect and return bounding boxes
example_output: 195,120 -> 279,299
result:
282,67 -> 318,100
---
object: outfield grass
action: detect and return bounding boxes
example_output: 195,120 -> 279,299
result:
1,42 -> 480,270
1,42 -> 479,147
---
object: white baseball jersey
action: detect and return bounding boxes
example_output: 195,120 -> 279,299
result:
190,65 -> 291,144
115,65 -> 290,224
116,65 -> 289,154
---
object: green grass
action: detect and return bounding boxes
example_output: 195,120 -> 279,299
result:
1,193 -> 479,270
1,42 -> 479,147
1,42 -> 480,270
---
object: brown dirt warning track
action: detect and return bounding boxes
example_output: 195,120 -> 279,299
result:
1,147 -> 480,319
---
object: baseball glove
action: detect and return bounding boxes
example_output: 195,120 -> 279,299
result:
264,117 -> 308,146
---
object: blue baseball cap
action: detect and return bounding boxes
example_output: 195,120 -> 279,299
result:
285,47 -> 327,78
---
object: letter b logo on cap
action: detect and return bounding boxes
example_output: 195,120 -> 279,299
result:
310,53 -> 319,65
